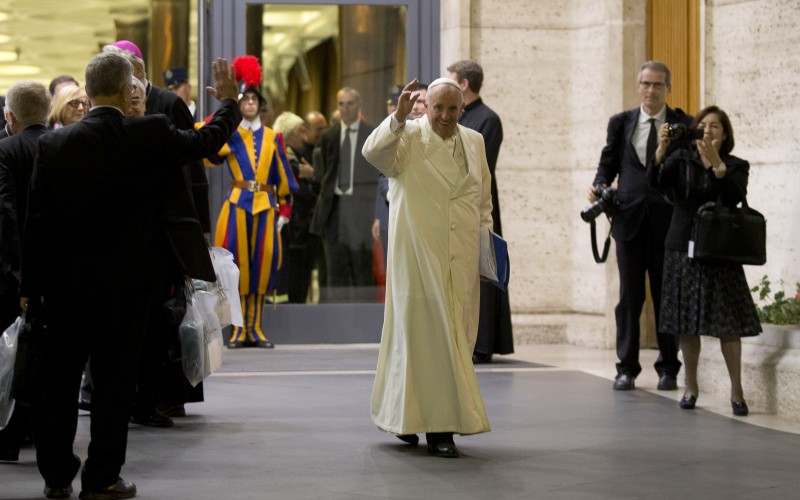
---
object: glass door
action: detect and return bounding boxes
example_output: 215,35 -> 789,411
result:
197,0 -> 439,343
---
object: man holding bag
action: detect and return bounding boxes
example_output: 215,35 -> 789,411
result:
19,53 -> 241,499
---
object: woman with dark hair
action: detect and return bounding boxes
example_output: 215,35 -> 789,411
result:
650,105 -> 761,416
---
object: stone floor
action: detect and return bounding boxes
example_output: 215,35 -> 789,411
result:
2,343 -> 799,499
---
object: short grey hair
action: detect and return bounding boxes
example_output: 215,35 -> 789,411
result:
5,80 -> 49,126
638,60 -> 671,87
130,76 -> 146,98
272,111 -> 305,135
85,52 -> 132,99
102,44 -> 147,81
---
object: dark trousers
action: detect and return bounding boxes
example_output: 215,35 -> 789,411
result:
0,282 -> 28,455
134,280 -> 203,411
614,220 -> 680,378
33,290 -> 151,489
474,282 -> 515,356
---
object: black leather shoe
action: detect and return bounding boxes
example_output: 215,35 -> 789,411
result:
679,394 -> 697,409
255,339 -> 275,348
472,352 -> 493,364
732,400 -> 749,416
426,433 -> 459,458
613,373 -> 635,390
396,434 -> 419,446
158,404 -> 186,418
426,441 -> 460,458
44,485 -> 73,499
78,399 -> 92,412
657,374 -> 678,391
131,410 -> 174,428
79,477 -> 136,500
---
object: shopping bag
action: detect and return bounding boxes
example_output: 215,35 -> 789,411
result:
179,291 -> 223,387
209,246 -> 242,327
0,316 -> 23,430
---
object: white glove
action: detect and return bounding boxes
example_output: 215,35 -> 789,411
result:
277,215 -> 289,232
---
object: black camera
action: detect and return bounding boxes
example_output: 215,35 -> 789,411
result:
581,186 -> 618,222
666,123 -> 704,141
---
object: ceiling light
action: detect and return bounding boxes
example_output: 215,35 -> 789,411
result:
0,65 -> 41,76
0,35 -> 9,44
0,13 -> 8,23
0,51 -> 15,62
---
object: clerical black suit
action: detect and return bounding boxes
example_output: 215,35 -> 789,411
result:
138,83 -> 212,414
311,120 -> 377,294
20,101 -> 240,490
0,124 -> 47,458
459,98 -> 514,357
592,105 -> 690,378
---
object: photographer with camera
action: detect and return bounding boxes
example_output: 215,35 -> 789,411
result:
588,61 -> 690,392
650,106 -> 761,415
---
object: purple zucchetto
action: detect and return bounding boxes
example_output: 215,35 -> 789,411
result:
111,40 -> 143,59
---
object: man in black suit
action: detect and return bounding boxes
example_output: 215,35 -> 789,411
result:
19,53 -> 240,499
0,80 -> 50,462
104,42 -> 212,423
448,60 -> 514,364
590,61 -> 690,392
311,87 -> 377,298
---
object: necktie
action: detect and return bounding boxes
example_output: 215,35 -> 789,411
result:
338,128 -> 355,192
646,118 -> 657,167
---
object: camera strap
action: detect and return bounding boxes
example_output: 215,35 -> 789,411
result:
590,217 -> 613,263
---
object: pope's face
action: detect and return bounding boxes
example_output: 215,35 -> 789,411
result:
426,85 -> 463,139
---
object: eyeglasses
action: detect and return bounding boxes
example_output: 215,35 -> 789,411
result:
68,99 -> 90,109
638,81 -> 668,90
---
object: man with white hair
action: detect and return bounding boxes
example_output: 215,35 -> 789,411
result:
362,78 -> 493,458
0,80 -> 50,463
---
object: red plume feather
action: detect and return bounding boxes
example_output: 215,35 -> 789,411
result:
232,55 -> 262,87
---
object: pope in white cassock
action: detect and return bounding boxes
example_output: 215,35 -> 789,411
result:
362,77 -> 493,458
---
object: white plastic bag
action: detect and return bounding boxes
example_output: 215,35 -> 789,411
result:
209,246 -> 242,328
0,316 -> 23,430
178,291 -> 223,387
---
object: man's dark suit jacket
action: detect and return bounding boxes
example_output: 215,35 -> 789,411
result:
0,125 -> 48,277
593,106 -> 691,242
146,83 -> 214,281
310,120 -> 376,238
20,101 -> 241,301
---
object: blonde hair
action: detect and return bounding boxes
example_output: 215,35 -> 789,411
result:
272,111 -> 305,135
48,85 -> 88,126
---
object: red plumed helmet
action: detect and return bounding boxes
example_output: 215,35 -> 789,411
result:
232,55 -> 266,106
232,55 -> 262,87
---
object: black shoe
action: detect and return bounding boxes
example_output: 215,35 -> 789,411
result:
679,394 -> 697,409
131,410 -> 174,428
255,339 -> 275,348
657,374 -> 678,391
732,400 -> 749,416
79,477 -> 136,500
396,434 -> 419,446
472,352 -> 493,364
158,404 -> 186,418
78,399 -> 92,412
425,433 -> 459,458
613,373 -> 635,390
44,485 -> 73,499
0,447 -> 19,461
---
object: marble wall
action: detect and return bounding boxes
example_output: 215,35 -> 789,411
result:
441,0 -> 800,346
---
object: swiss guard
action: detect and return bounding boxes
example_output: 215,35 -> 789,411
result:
204,55 -> 298,348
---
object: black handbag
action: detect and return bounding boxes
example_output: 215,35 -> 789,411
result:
688,195 -> 767,266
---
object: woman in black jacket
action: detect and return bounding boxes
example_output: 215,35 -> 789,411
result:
651,105 -> 761,416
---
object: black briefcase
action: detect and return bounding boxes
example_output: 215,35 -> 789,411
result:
688,197 -> 767,266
